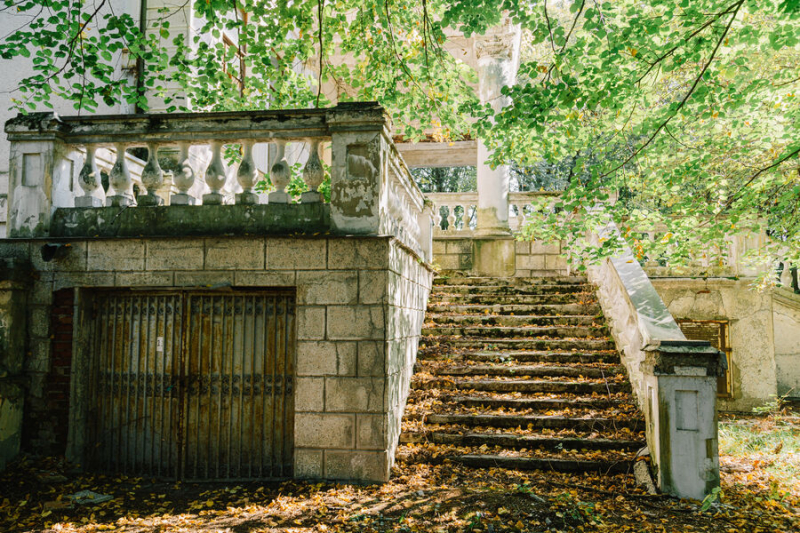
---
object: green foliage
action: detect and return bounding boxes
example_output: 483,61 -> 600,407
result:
2,0 -> 799,268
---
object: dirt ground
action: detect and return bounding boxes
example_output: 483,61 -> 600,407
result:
1,413 -> 798,533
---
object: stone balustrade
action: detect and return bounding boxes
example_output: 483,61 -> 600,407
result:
587,220 -> 724,500
4,103 -> 434,262
427,191 -> 560,235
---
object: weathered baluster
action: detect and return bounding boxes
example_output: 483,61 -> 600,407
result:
138,142 -> 164,206
106,143 -> 134,206
779,261 -> 793,287
301,139 -> 324,203
268,140 -> 290,204
446,205 -> 456,232
171,142 -> 197,205
203,141 -> 227,205
236,140 -> 259,205
434,208 -> 443,231
75,145 -> 105,207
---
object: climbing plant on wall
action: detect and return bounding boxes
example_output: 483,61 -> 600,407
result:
1,0 -> 799,273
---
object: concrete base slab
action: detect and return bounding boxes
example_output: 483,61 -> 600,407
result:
301,191 -> 323,203
170,193 -> 197,206
75,196 -> 104,208
136,193 -> 163,207
106,195 -> 133,207
202,192 -> 225,205
236,191 -> 260,205
269,191 -> 291,204
472,238 -> 516,277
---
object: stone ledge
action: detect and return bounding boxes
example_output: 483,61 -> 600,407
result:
50,204 -> 331,238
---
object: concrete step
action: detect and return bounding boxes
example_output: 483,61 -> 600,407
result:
453,455 -> 634,474
429,293 -> 596,305
426,314 -> 598,327
425,413 -> 644,431
438,364 -> 625,379
413,379 -> 631,394
426,303 -> 602,316
421,325 -> 609,339
433,284 -> 593,295
433,276 -> 588,287
451,395 -> 632,411
463,350 -> 620,364
435,338 -> 617,351
401,431 -> 645,452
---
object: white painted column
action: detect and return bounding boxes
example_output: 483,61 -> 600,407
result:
474,21 -> 521,236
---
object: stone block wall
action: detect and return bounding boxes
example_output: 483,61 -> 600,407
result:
773,289 -> 800,399
432,237 -> 569,277
651,279 -> 778,412
514,240 -> 568,277
0,235 -> 433,482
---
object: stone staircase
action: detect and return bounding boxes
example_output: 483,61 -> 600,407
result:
399,274 -> 646,474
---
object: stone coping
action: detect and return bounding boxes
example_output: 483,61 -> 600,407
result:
49,204 -> 331,238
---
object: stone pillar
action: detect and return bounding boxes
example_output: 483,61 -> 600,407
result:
642,341 -> 723,500
4,113 -> 71,237
474,20 -> 520,237
327,103 -> 389,235
470,21 -> 520,277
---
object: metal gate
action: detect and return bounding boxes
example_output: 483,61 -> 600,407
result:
89,290 -> 295,480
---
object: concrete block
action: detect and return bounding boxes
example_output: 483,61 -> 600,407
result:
297,306 -> 326,340
324,377 -> 384,412
87,240 -> 144,271
445,240 -> 471,254
146,239 -> 204,270
295,377 -> 325,412
545,255 -> 568,270
294,448 -> 323,478
359,271 -> 387,304
357,414 -> 386,450
29,307 -> 50,338
174,271 -> 234,287
266,238 -> 326,270
33,241 -> 88,272
115,271 -> 174,287
295,413 -> 354,448
324,450 -> 388,483
54,272 -> 115,291
515,240 -> 530,254
234,271 -> 296,287
31,279 -> 54,305
205,237 -> 265,270
518,254 -> 545,270
337,342 -> 357,376
298,341 -> 336,376
328,239 -> 388,269
327,306 -> 385,340
531,241 -> 561,255
358,341 -> 385,376
432,240 -> 446,254
297,271 -> 358,305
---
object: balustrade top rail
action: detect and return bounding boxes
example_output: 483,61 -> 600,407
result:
4,103 -> 435,262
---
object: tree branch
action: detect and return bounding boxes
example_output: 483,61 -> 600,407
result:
601,0 -> 743,179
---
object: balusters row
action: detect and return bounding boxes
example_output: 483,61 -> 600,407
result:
76,139 -> 326,207
434,203 -> 476,232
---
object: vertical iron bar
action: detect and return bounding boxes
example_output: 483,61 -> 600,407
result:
249,295 -> 257,478
209,295 -> 216,480
281,295 -> 289,477
271,296 -> 278,476
123,296 -> 134,474
238,295 -> 246,478
226,296 -> 234,480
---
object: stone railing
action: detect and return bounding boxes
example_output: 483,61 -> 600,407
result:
4,103 -> 435,261
427,191 -> 559,235
587,220 -> 724,500
624,223 -> 769,278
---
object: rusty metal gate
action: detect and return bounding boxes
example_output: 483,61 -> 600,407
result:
89,290 -> 295,480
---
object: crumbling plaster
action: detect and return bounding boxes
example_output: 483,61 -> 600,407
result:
651,278 -> 778,412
